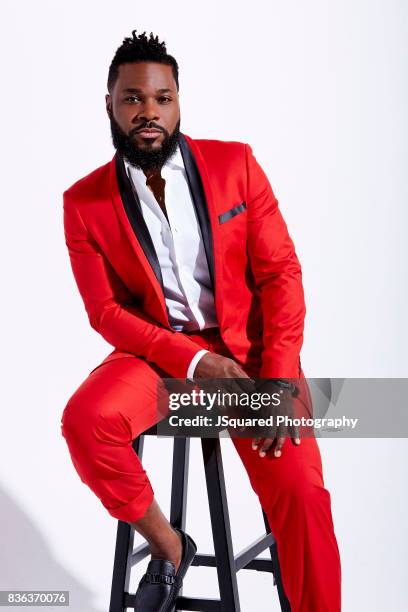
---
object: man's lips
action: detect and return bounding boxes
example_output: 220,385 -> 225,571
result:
135,128 -> 162,139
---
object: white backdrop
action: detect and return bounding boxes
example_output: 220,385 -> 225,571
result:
1,1 -> 407,610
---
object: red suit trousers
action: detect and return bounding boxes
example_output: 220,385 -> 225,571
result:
61,329 -> 341,611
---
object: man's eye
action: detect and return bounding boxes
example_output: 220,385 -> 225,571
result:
159,97 -> 171,103
125,96 -> 141,103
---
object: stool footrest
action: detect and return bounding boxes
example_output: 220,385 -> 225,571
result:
176,596 -> 222,611
130,542 -> 149,566
124,592 -> 222,611
130,532 -> 274,571
234,532 -> 275,571
191,553 -> 216,567
191,552 -> 274,573
241,558 -> 274,572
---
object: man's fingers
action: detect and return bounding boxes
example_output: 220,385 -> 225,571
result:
289,423 -> 301,445
275,417 -> 289,457
253,435 -> 294,458
223,378 -> 244,405
274,436 -> 286,457
252,437 -> 262,450
258,438 -> 275,457
226,362 -> 255,391
236,378 -> 256,395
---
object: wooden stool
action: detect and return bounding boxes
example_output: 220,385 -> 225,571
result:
109,425 -> 290,611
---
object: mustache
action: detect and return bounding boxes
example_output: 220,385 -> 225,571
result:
109,111 -> 181,172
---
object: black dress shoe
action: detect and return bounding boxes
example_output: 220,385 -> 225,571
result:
133,528 -> 197,612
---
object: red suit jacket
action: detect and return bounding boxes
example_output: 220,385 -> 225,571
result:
63,132 -> 306,379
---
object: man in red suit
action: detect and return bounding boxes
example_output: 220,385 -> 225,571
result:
61,30 -> 341,611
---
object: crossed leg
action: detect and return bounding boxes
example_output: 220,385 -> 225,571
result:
61,354 -> 163,521
61,352 -> 187,570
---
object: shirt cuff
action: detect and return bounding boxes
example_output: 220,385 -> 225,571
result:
186,349 -> 209,380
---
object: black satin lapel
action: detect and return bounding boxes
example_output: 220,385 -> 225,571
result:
115,154 -> 164,291
178,133 -> 215,291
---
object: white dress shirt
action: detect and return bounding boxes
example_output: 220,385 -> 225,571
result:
124,144 -> 217,377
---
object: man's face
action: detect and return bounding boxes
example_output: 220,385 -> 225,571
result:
106,61 -> 181,171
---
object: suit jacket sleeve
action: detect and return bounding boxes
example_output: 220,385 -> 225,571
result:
63,189 -> 204,378
245,143 -> 306,378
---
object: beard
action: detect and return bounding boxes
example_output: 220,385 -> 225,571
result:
109,112 -> 181,172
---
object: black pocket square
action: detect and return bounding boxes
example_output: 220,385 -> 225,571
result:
218,201 -> 247,224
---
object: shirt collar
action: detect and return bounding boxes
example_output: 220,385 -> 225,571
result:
123,142 -> 185,175
164,143 -> 184,170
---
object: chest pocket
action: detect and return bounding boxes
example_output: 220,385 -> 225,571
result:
218,201 -> 247,224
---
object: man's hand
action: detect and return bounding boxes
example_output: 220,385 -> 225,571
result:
194,352 -> 255,395
194,352 -> 248,378
252,384 -> 301,459
194,352 -> 255,409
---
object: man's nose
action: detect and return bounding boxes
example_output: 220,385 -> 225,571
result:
137,100 -> 159,122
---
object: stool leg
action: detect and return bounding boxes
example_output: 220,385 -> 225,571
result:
262,511 -> 291,612
109,521 -> 135,612
201,437 -> 241,612
109,435 -> 144,612
170,436 -> 190,608
170,437 -> 190,530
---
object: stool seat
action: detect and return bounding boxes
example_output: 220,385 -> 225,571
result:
109,425 -> 290,611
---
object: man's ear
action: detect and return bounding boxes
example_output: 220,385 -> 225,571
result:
105,93 -> 112,117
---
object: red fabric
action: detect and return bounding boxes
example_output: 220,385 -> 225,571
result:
61,330 -> 341,611
63,133 -> 305,378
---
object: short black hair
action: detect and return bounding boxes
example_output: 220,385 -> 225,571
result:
107,29 -> 179,93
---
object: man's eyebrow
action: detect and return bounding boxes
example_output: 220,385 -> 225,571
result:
121,87 -> 174,93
